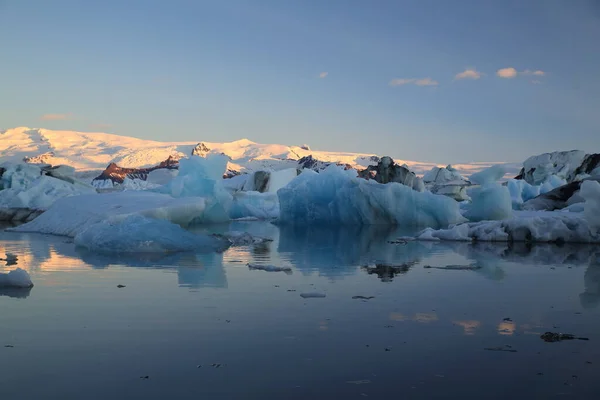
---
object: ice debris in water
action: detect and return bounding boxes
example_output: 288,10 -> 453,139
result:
540,332 -> 589,342
277,165 -> 465,227
247,264 -> 292,273
74,215 -> 231,254
0,268 -> 33,288
221,232 -> 273,246
300,292 -> 327,298
0,253 -> 18,266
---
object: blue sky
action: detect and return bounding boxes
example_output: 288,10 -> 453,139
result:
1,0 -> 599,163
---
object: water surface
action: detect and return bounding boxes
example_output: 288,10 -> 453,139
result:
1,222 -> 599,399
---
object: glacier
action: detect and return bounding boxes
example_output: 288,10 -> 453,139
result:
277,165 -> 465,227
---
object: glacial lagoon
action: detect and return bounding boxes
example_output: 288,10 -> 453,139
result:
1,221 -> 600,399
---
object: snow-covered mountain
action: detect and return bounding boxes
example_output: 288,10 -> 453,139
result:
0,127 -> 517,177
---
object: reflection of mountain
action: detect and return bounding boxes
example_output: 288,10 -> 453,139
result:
277,225 -> 430,278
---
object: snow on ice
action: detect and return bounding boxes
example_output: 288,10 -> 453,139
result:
0,268 -> 33,288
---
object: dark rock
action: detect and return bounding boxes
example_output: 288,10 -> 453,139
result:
191,142 -> 210,157
253,171 -> 270,193
358,156 -> 424,191
92,156 -> 180,184
117,285 -> 126,288
523,178 -> 600,211
573,153 -> 600,178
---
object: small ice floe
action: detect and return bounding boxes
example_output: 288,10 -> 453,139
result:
0,253 -> 18,266
0,268 -> 33,288
300,292 -> 326,299
540,332 -> 589,342
387,239 -> 408,245
247,263 -> 292,274
352,296 -> 375,300
222,232 -> 273,246
423,264 -> 482,271
484,345 -> 517,353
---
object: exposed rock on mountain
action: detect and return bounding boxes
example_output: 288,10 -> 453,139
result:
191,142 -> 210,157
93,156 -> 180,185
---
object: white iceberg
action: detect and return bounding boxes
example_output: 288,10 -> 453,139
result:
465,183 -> 512,221
230,191 -> 280,220
11,191 -> 210,237
469,165 -> 507,185
0,268 -> 33,288
277,165 -> 465,227
520,150 -> 586,185
74,214 -> 229,253
581,180 -> 600,230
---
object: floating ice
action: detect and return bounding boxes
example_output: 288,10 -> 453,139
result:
230,191 -> 279,220
247,264 -> 292,273
423,165 -> 466,185
146,168 -> 178,186
464,183 -> 512,221
221,232 -> 273,245
11,191 -> 209,237
74,214 -> 230,253
581,180 -> 600,231
469,165 -> 507,185
266,168 -> 298,193
277,166 -> 465,227
519,150 -> 586,185
155,154 -> 232,223
0,268 -> 33,288
412,212 -> 600,243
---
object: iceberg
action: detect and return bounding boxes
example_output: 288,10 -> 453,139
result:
155,154 -> 232,223
469,165 -> 507,185
230,191 -> 280,220
74,214 -> 230,253
11,191 -> 209,237
0,268 -> 33,288
277,165 -> 465,227
465,184 -> 512,221
413,212 -> 599,244
581,180 -> 600,230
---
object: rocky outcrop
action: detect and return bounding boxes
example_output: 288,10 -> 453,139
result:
358,156 -> 424,192
23,152 -> 55,164
191,142 -> 210,157
522,178 -> 600,211
296,155 -> 352,171
93,156 -> 179,185
514,150 -> 598,185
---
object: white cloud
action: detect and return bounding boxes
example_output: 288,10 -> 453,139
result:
40,113 -> 71,121
496,67 -> 518,79
522,69 -> 545,76
455,68 -> 482,80
390,77 -> 438,87
319,72 -> 328,78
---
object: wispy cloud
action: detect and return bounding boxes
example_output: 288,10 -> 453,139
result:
318,72 -> 328,78
522,69 -> 545,76
496,67 -> 518,79
455,68 -> 483,80
40,113 -> 72,121
497,67 -> 546,79
390,77 -> 438,87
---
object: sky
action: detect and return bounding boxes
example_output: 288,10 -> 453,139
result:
1,0 -> 599,163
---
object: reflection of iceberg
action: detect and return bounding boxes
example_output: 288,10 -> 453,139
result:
580,264 -> 600,309
0,286 -> 32,299
277,225 -> 431,278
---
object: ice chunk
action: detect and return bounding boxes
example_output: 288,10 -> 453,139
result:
0,175 -> 96,211
464,184 -> 513,221
580,180 -> 600,231
414,212 -> 600,243
221,231 -> 273,245
12,191 -> 210,237
0,268 -> 33,288
423,165 -> 466,184
247,264 -> 292,273
74,214 -> 230,253
146,168 -> 179,185
0,163 -> 42,190
156,154 -> 232,223
230,191 -> 279,220
469,165 -> 507,185
222,174 -> 249,193
266,168 -> 298,193
300,292 -> 326,298
520,150 -> 586,185
277,166 -> 465,227
507,179 -> 540,208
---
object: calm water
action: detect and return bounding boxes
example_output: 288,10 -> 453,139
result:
1,222 -> 600,399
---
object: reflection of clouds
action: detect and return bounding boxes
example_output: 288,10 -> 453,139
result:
318,320 -> 329,331
389,312 -> 438,323
497,321 -> 516,336
453,320 -> 481,335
